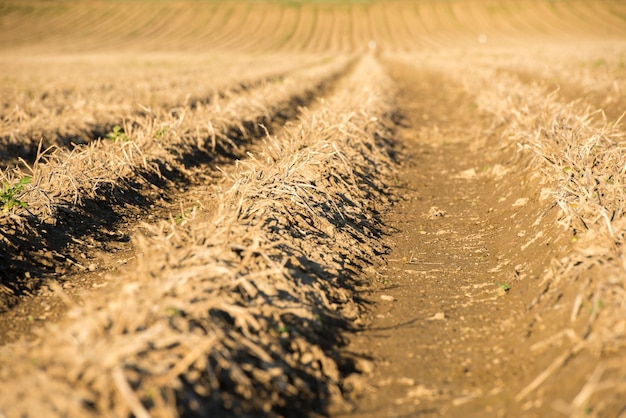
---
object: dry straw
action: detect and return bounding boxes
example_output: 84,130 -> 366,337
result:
0,55 -> 352,306
418,49 -> 626,416
0,54 -> 322,167
0,54 -> 396,417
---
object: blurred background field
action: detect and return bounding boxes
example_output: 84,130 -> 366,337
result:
2,0 -> 626,54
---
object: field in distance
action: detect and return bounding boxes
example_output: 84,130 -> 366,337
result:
2,0 -> 626,53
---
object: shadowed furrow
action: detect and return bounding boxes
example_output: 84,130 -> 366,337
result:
0,53 -> 397,418
0,55 -> 354,312
0,54 -> 324,167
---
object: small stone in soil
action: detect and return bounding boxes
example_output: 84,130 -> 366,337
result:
428,312 -> 446,320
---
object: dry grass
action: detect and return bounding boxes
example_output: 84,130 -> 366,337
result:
6,54 -> 350,222
510,94 -> 626,418
0,54 -> 396,417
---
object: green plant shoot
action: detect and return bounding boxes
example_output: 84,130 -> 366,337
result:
1,176 -> 31,212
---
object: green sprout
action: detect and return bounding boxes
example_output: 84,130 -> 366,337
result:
1,176 -> 31,212
496,281 -> 511,292
154,127 -> 169,140
174,205 -> 198,224
106,125 -> 129,143
165,307 -> 183,317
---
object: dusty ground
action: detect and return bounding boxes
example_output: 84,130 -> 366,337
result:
0,54 -> 399,417
2,53 -> 626,416
0,74 -> 339,344
337,61 -> 599,417
2,2 -> 626,416
3,51 -> 626,416
0,173 -> 218,343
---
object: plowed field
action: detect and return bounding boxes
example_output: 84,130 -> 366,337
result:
1,1 -> 626,417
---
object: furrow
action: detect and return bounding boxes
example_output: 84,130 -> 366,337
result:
390,49 -> 626,416
0,55 -> 354,313
0,53 -> 398,418
192,4 -> 251,52
0,54 -> 322,168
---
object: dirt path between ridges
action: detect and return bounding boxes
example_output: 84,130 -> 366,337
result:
336,61 -> 573,417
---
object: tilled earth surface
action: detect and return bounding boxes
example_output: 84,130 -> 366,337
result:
337,61 -> 583,417
0,19 -> 625,417
2,46 -> 626,416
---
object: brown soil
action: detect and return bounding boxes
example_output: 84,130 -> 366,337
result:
336,61 -> 581,416
2,52 -> 625,416
2,2 -> 626,412
0,55 -> 397,417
